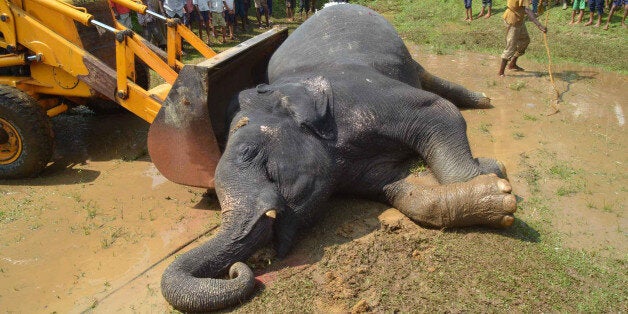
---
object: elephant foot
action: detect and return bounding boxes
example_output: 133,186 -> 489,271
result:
390,173 -> 516,229
443,174 -> 517,228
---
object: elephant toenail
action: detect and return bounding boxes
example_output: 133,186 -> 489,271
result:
504,194 -> 517,212
501,215 -> 515,227
498,180 -> 512,193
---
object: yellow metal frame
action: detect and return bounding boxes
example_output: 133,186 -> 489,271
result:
0,0 -> 218,123
0,1 -> 17,51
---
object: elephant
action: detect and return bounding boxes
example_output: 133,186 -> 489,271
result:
160,3 -> 517,312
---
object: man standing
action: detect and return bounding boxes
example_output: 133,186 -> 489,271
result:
498,0 -> 547,76
209,0 -> 227,43
139,0 -> 166,48
253,0 -> 270,28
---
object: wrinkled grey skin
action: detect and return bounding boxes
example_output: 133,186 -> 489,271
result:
161,4 -> 516,312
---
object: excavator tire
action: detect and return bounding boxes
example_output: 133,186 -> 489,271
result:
0,86 -> 54,179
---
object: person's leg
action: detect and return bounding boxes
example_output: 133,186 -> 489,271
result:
229,14 -> 235,39
253,0 -> 262,27
585,0 -> 597,25
264,4 -> 270,26
585,12 -> 595,25
305,0 -> 310,18
499,25 -> 516,76
622,3 -> 628,27
596,0 -> 605,26
201,12 -> 212,44
508,24 -> 529,71
257,10 -> 262,28
603,3 -> 616,29
577,0 -> 586,22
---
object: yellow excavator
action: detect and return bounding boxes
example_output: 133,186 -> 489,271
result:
0,0 -> 287,187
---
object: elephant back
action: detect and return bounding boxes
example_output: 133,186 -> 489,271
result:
268,4 -> 420,87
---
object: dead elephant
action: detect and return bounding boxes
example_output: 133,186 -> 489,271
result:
161,3 -> 516,312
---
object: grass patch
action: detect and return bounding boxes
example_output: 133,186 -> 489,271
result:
83,201 -> 100,220
509,80 -> 527,91
523,113 -> 538,121
548,162 -> 586,196
479,122 -> 492,133
409,158 -> 427,174
352,0 -> 627,73
512,131 -> 525,139
549,163 -> 578,179
101,227 -> 127,249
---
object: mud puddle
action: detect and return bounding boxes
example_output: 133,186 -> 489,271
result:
0,47 -> 626,312
414,48 -> 626,256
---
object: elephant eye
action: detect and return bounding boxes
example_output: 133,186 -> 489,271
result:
237,144 -> 259,163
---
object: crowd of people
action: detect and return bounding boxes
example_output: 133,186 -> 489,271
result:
110,0 -> 325,48
462,0 -> 627,29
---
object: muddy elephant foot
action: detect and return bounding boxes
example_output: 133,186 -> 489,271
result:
389,173 -> 517,229
443,174 -> 517,228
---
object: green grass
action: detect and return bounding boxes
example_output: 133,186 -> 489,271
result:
523,113 -> 538,121
351,0 -> 627,73
509,80 -> 527,91
179,0 -> 626,72
512,131 -> 525,139
549,163 -> 578,179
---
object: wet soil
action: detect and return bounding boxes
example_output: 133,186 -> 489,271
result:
0,47 -> 625,312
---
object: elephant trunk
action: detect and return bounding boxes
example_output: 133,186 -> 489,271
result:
161,215 -> 273,312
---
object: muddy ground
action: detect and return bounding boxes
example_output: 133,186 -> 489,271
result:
0,45 -> 625,312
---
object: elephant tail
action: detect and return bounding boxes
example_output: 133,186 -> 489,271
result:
414,61 -> 492,109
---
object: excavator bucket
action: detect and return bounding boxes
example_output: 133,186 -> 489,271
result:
147,27 -> 289,189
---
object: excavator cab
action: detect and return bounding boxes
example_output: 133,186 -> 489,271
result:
0,0 -> 288,187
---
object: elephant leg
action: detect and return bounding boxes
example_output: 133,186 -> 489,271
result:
400,98 -> 484,184
384,170 -> 517,228
414,61 -> 491,109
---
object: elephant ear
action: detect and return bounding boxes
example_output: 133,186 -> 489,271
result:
282,76 -> 336,140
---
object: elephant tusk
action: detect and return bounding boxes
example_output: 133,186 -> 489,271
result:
265,210 -> 277,219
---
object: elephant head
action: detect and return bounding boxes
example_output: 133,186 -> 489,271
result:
161,76 -> 336,312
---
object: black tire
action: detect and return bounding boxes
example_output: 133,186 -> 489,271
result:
0,86 -> 54,179
86,58 -> 150,114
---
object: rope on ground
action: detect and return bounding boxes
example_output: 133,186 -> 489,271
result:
542,10 -> 560,115
83,224 -> 220,312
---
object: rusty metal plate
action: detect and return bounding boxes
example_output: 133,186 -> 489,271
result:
147,27 -> 289,189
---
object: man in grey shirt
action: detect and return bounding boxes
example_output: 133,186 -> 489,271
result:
162,0 -> 186,18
